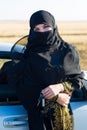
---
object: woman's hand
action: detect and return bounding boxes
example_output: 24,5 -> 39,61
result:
57,93 -> 70,107
41,83 -> 64,99
41,83 -> 70,107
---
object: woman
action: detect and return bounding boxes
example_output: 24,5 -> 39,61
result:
10,10 -> 82,130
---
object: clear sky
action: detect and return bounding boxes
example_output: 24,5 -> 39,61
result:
0,0 -> 87,21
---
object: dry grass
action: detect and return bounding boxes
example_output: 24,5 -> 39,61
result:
0,21 -> 87,70
0,21 -> 29,43
57,21 -> 87,70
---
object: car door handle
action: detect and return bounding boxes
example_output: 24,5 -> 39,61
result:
3,116 -> 28,127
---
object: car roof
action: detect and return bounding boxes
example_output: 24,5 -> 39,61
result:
0,43 -> 25,59
0,43 -> 14,52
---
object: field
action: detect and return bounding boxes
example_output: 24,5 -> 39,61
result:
0,21 -> 87,70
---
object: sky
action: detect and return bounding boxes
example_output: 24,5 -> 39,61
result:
0,0 -> 87,21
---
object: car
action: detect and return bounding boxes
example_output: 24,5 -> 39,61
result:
0,35 -> 87,130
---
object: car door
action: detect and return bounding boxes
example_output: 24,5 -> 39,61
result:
0,46 -> 29,130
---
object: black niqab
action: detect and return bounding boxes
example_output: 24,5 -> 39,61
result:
24,10 -> 81,76
24,10 -> 62,55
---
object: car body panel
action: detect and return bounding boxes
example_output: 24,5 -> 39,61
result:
0,105 -> 29,130
0,43 -> 13,51
70,101 -> 87,130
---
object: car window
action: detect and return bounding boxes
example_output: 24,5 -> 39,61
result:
11,35 -> 28,54
8,36 -> 27,62
0,59 -> 11,68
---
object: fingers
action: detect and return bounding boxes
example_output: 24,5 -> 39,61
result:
41,84 -> 63,99
57,93 -> 70,106
41,85 -> 71,105
42,88 -> 54,99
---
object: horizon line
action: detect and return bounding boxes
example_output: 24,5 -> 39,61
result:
0,19 -> 87,22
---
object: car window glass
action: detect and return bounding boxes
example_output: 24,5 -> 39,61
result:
0,59 -> 11,68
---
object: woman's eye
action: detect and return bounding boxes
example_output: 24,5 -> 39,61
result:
44,25 -> 50,28
33,24 -> 52,32
34,28 -> 39,31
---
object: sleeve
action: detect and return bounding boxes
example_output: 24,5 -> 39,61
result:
63,45 -> 81,75
63,44 -> 83,89
7,59 -> 42,112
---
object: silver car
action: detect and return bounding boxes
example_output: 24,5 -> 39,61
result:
0,36 -> 87,130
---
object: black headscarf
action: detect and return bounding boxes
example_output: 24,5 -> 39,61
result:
24,10 -> 63,56
23,10 -> 81,76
